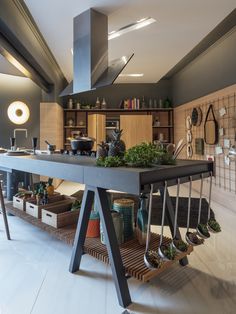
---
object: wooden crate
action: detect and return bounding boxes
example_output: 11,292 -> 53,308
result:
26,195 -> 73,219
13,196 -> 34,211
42,201 -> 79,228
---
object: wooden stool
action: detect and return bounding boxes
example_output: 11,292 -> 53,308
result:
0,178 -> 11,240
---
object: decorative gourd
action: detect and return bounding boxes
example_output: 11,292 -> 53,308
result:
46,178 -> 54,196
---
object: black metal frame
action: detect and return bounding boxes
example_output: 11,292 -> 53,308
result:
70,186 -> 131,308
0,180 -> 10,240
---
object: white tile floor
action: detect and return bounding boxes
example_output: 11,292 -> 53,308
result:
0,185 -> 236,314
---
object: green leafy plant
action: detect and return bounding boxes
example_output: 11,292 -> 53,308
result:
124,142 -> 175,167
124,142 -> 158,167
161,244 -> 176,260
173,239 -> 188,252
208,218 -> 221,232
155,149 -> 176,165
197,223 -> 210,238
71,199 -> 82,211
96,156 -> 124,167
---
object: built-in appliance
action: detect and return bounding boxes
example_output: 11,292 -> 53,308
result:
106,118 -> 120,141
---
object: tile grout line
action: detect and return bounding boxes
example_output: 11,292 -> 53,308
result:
29,269 -> 49,314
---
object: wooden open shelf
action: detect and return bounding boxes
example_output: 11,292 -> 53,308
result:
6,203 -> 193,282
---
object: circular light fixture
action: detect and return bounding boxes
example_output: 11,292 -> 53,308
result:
7,101 -> 30,125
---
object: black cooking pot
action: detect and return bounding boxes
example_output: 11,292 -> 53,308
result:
70,136 -> 94,152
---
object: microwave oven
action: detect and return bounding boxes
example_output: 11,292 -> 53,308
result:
106,119 -> 119,129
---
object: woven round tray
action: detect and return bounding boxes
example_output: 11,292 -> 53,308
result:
191,107 -> 202,126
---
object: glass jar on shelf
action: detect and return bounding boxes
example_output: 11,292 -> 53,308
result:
68,98 -> 73,109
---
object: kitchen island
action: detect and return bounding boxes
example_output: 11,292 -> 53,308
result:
0,154 -> 213,307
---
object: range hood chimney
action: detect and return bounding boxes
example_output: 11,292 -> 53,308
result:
61,8 -> 133,96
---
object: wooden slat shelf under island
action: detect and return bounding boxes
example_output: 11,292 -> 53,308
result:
6,203 -> 193,283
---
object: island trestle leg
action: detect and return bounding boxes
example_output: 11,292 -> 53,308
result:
69,185 -> 131,308
0,180 -> 11,240
159,187 -> 188,266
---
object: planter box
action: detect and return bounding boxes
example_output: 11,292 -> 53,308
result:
26,194 -> 72,219
41,201 -> 79,228
13,196 -> 34,211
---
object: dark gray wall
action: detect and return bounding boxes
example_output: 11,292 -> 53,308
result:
62,81 -> 171,108
171,28 -> 236,106
0,74 -> 41,149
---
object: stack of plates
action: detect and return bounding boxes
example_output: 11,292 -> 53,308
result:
5,150 -> 30,156
0,148 -> 7,154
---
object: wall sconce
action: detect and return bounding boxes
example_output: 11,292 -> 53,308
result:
7,101 -> 30,125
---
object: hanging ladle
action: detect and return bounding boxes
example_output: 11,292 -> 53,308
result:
196,174 -> 210,239
207,171 -> 221,233
185,176 -> 204,246
172,178 -> 189,253
158,181 -> 176,261
144,184 -> 163,269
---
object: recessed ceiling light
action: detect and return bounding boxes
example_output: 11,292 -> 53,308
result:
119,73 -> 144,77
108,17 -> 156,40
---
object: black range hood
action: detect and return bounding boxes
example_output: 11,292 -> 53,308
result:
60,8 -> 133,97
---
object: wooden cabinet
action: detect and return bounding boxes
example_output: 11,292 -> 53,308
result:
87,114 -> 106,150
120,115 -> 153,149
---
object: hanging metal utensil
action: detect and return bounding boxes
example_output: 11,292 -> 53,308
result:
144,184 -> 163,269
185,176 -> 204,246
158,181 -> 176,261
172,178 -> 188,253
207,171 -> 221,233
196,174 -> 210,239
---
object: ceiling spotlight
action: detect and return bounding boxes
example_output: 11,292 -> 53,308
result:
119,73 -> 144,77
108,17 -> 156,40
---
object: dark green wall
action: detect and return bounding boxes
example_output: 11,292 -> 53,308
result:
171,28 -> 236,106
0,74 -> 42,149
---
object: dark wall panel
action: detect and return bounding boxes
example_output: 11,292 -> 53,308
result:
171,28 -> 236,106
63,81 -> 171,108
0,74 -> 41,149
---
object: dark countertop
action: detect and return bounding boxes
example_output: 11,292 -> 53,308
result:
0,154 -> 213,195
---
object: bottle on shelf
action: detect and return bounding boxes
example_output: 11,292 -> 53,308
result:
95,97 -> 100,109
76,102 -> 81,110
153,99 -> 157,108
141,96 -> 146,109
164,97 -> 172,108
159,99 -> 163,108
68,98 -> 73,109
101,97 -> 107,109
